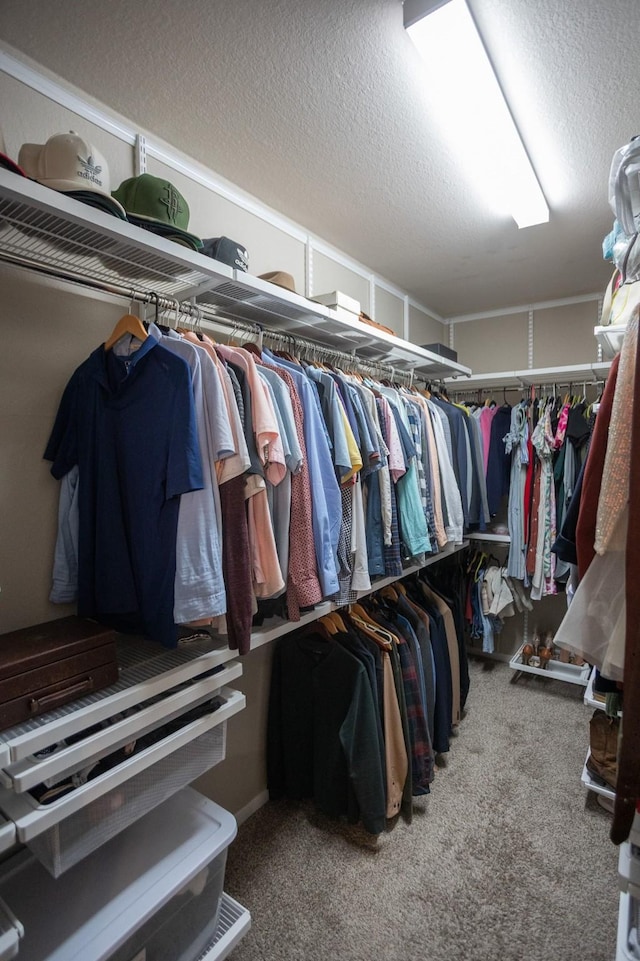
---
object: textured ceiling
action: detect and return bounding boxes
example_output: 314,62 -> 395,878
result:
0,0 -> 634,317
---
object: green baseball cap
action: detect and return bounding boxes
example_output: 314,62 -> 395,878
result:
112,174 -> 203,250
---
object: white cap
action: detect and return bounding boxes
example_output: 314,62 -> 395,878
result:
18,131 -> 125,216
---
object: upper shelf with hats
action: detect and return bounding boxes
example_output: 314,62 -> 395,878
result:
0,140 -> 471,379
0,160 -> 235,301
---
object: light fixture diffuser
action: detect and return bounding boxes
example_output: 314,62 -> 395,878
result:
405,0 -> 549,228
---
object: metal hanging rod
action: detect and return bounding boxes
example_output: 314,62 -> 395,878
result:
0,251 -> 425,383
259,327 -> 418,382
0,252 -> 202,321
449,379 -> 606,400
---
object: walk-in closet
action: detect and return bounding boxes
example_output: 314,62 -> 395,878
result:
0,2 -> 637,960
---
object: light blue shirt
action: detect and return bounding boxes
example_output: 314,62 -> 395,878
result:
379,387 -> 430,557
306,367 -> 352,479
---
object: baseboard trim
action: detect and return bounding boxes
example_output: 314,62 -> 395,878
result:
235,790 -> 270,826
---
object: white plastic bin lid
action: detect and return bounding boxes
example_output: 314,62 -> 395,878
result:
0,788 -> 236,961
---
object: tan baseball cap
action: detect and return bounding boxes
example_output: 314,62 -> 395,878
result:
258,271 -> 297,293
18,131 -> 126,218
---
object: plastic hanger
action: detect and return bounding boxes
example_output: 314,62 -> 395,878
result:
347,612 -> 393,651
350,602 -> 398,643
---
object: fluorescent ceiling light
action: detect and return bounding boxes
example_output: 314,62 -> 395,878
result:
405,0 -> 549,228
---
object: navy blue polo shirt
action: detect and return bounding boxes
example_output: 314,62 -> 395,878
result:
45,337 -> 203,648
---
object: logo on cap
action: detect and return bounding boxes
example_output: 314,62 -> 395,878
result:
235,248 -> 249,270
160,183 -> 184,225
77,154 -> 103,187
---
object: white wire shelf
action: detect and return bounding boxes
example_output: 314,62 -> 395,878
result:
247,540 -> 469,651
467,531 -> 511,543
0,168 -> 470,380
509,643 -> 590,685
444,361 -> 612,393
0,635 -> 233,767
595,324 -> 626,359
0,168 -> 234,300
0,688 -> 245,843
198,271 -> 472,378
6,662 -> 243,794
584,666 -> 608,711
197,893 -> 252,961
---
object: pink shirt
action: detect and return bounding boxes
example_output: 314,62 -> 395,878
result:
379,396 -> 406,483
480,405 -> 499,475
185,334 -> 251,484
215,344 -> 286,486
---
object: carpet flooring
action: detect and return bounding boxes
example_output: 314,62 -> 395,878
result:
224,658 -> 620,961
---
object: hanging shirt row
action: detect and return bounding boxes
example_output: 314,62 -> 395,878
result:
267,555 -> 469,834
460,392 -> 595,597
45,319 -> 486,652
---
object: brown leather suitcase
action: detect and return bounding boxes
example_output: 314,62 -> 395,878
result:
0,616 -> 119,732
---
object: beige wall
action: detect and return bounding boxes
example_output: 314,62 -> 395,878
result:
311,251 -> 371,312
373,285 -> 404,336
147,157 -> 307,291
452,299 -> 599,373
409,304 -> 448,349
0,267 -> 122,634
533,301 -> 599,367
452,312 -> 528,373
0,72 -> 135,196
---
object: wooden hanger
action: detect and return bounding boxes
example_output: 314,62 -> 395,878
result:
242,341 -> 263,358
328,610 -> 348,633
319,611 -> 348,634
318,614 -> 339,635
379,585 -> 399,603
104,312 -> 149,351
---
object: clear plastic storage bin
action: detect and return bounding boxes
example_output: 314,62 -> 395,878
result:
0,788 -> 240,961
